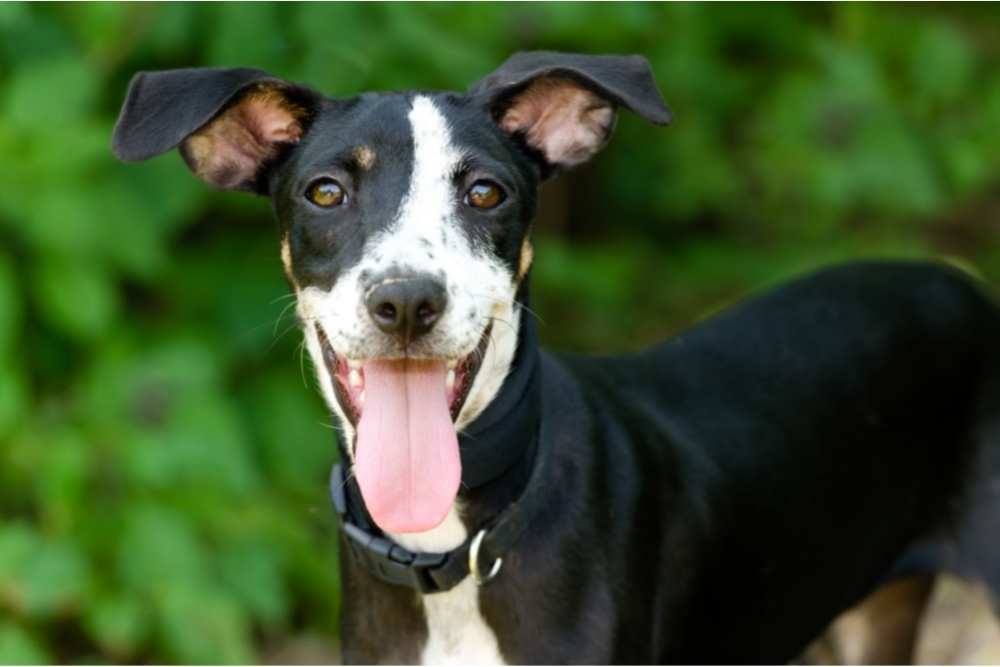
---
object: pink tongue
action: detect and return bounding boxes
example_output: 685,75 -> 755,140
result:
355,359 -> 461,533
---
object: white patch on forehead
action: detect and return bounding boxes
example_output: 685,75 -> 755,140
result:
406,95 -> 465,210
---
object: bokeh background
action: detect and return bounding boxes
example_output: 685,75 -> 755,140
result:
2,2 -> 1000,663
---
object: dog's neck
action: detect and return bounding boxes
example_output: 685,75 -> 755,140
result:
451,308 -> 542,527
336,302 -> 542,554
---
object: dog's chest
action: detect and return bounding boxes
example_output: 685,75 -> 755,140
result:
390,508 -> 507,665
419,578 -> 505,665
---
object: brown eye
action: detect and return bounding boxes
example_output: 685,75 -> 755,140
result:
465,180 -> 504,210
306,178 -> 346,208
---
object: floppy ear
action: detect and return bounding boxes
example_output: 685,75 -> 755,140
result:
469,51 -> 671,170
112,67 -> 319,192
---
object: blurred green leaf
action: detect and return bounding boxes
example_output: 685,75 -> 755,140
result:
161,392 -> 259,495
0,523 -> 38,612
156,585 -> 253,664
18,538 -> 89,618
216,538 -> 288,625
83,593 -> 149,659
59,3 -> 129,61
32,255 -> 118,341
0,623 -> 50,665
243,371 -> 333,492
35,430 -> 89,532
0,253 -> 20,357
0,361 -> 26,438
0,6 -> 74,65
3,57 -> 99,130
907,22 -> 973,107
206,4 -> 290,70
116,505 -> 207,594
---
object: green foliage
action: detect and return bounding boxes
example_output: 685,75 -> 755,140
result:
0,3 -> 999,663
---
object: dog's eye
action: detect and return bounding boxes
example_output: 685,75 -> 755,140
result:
465,180 -> 504,210
306,178 -> 346,208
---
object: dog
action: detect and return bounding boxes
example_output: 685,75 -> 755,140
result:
112,51 -> 1000,664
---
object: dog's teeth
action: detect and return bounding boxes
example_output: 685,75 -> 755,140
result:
348,359 -> 362,371
447,359 -> 458,370
349,369 -> 362,388
446,369 -> 456,392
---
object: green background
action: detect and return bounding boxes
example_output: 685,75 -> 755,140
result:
2,2 -> 999,663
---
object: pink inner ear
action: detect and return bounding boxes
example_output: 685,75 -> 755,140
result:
245,94 -> 303,144
500,77 -> 615,167
183,86 -> 304,189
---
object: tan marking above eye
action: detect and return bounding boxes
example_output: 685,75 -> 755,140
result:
306,178 -> 346,207
280,234 -> 301,293
353,145 -> 376,170
517,236 -> 534,282
465,180 -> 504,210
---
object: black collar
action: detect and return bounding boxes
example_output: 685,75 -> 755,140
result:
329,314 -> 545,594
456,311 -> 541,488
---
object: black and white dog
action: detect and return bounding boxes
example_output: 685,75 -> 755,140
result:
113,52 -> 1000,663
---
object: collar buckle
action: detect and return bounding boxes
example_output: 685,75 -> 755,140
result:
330,464 -> 449,594
469,528 -> 503,585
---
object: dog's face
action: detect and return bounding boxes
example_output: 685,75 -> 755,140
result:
113,52 -> 669,533
278,92 -> 538,436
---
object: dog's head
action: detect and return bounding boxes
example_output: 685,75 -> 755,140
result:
113,52 -> 669,534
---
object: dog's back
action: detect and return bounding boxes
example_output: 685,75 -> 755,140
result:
551,260 -> 1000,661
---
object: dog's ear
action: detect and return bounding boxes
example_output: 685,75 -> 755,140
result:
112,67 -> 319,192
469,51 -> 671,170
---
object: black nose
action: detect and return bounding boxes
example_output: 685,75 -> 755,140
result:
365,278 -> 447,342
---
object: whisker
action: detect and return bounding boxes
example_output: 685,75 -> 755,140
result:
268,320 -> 302,353
297,338 -> 310,388
487,316 -> 518,337
514,299 -> 544,325
332,463 -> 358,495
272,298 -> 299,338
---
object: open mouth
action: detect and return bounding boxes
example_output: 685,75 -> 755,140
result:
315,322 -> 493,427
315,322 -> 493,533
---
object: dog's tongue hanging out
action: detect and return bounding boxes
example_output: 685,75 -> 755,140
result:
354,359 -> 461,533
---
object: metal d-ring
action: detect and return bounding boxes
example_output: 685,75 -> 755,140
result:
468,528 -> 502,586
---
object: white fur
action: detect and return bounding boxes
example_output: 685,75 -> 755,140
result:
420,577 -> 506,665
297,96 -> 517,665
391,505 -> 468,553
